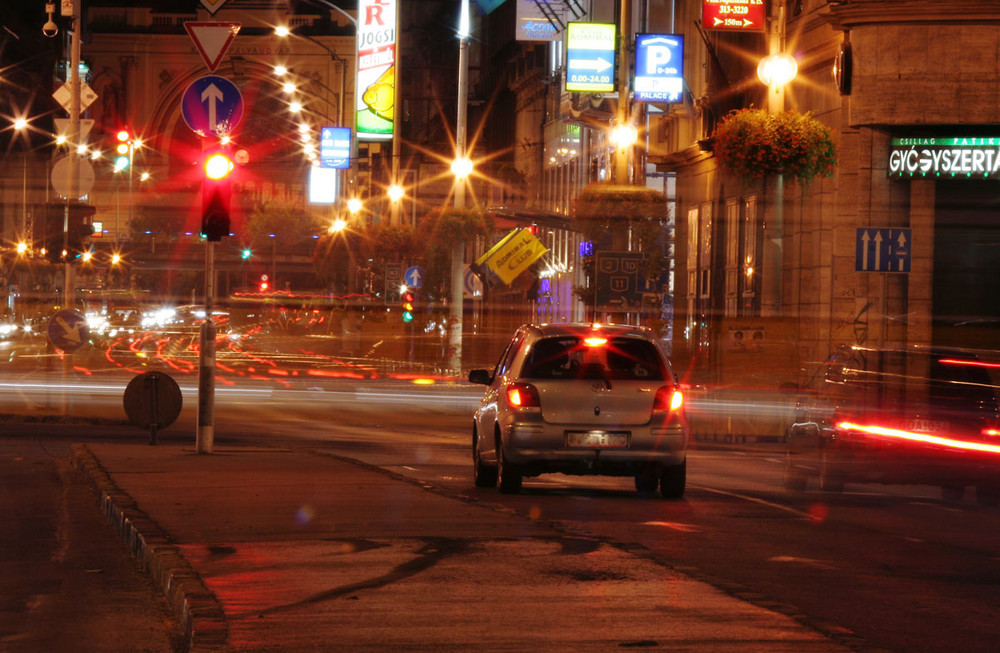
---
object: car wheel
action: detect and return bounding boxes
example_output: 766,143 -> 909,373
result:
818,450 -> 844,492
940,485 -> 965,503
659,461 -> 686,499
975,485 -> 1000,507
634,465 -> 659,494
496,434 -> 522,495
473,429 -> 498,488
783,451 -> 808,491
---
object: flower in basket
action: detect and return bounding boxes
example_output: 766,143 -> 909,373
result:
711,108 -> 838,187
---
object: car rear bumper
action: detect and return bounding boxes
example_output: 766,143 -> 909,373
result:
503,421 -> 687,474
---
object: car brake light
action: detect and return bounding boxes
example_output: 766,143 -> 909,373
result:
507,382 -> 540,408
584,337 -> 607,347
984,426 -> 1000,439
653,386 -> 683,412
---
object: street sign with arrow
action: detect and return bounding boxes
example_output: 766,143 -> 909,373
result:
48,308 -> 89,353
181,75 -> 244,136
565,22 -> 616,93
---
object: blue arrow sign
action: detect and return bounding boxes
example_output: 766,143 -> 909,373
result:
48,308 -> 89,353
405,266 -> 424,288
182,75 -> 244,136
855,228 -> 911,273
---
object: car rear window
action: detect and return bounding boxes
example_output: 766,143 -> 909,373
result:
522,336 -> 667,381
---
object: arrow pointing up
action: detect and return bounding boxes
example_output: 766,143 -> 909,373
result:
201,83 -> 225,131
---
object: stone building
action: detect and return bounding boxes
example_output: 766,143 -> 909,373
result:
647,0 -> 1000,387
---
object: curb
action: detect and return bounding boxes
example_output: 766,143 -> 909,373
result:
71,444 -> 228,653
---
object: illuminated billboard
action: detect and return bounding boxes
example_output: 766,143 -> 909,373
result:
702,0 -> 765,32
356,0 -> 396,141
634,34 -> 683,103
565,22 -> 616,93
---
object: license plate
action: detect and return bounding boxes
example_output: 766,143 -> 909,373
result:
902,419 -> 949,433
566,431 -> 629,448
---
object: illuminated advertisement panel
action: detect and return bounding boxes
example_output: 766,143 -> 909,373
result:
565,22 -> 616,93
516,0 -> 564,42
702,0 -> 765,32
889,137 -> 1000,178
356,0 -> 396,141
634,34 -> 683,103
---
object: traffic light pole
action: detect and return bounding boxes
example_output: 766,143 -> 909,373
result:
197,241 -> 216,453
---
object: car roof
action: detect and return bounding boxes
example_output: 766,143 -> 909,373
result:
524,323 -> 657,339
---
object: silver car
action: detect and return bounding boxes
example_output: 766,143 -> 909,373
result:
468,323 -> 688,497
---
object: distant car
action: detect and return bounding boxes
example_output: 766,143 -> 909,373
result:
784,344 -> 1000,505
468,323 -> 688,497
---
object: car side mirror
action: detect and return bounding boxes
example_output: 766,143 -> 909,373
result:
468,369 -> 492,385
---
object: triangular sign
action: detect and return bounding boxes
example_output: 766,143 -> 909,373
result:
185,22 -> 240,73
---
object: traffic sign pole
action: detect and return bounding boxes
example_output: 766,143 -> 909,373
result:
197,241 -> 216,454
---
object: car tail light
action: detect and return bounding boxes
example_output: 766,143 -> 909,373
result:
507,382 -> 540,409
653,386 -> 683,413
983,426 -> 1000,439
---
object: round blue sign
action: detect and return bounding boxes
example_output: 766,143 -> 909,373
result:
48,308 -> 89,353
404,266 -> 424,288
181,75 -> 244,136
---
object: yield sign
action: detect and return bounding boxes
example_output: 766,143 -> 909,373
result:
185,22 -> 240,72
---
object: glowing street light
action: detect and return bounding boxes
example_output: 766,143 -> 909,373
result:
610,123 -> 638,150
451,155 -> 473,179
757,52 -> 798,88
387,184 -> 404,203
328,217 -> 347,234
347,197 -> 363,215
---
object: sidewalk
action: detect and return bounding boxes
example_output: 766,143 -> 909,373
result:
72,443 -> 855,653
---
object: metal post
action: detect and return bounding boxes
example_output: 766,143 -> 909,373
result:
196,241 -> 216,454
761,2 -> 785,317
613,0 -> 632,185
448,3 -> 470,374
389,0 -> 402,226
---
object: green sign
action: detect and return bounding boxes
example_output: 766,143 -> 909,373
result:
889,137 -> 1000,178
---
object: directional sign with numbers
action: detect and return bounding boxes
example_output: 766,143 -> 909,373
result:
856,228 -> 911,273
181,75 -> 243,136
566,22 -> 616,93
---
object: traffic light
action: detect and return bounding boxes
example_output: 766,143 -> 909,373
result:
114,129 -> 132,171
241,248 -> 252,260
259,274 -> 269,291
42,202 -> 96,262
401,287 -> 415,323
68,202 -> 97,254
201,149 -> 234,241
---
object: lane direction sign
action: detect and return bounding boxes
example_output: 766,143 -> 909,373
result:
185,22 -> 241,72
182,75 -> 243,136
405,266 -> 424,288
855,228 -> 911,273
48,308 -> 89,353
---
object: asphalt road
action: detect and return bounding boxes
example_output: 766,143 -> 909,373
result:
3,372 -> 1000,653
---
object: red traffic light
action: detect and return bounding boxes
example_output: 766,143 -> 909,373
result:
204,152 -> 234,180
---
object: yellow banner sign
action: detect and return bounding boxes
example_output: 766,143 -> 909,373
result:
477,228 -> 548,285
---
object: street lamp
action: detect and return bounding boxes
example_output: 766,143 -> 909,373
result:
758,2 -> 797,317
387,183 -> 404,203
610,123 -> 638,151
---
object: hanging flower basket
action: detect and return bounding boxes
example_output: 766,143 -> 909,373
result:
711,108 -> 838,187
